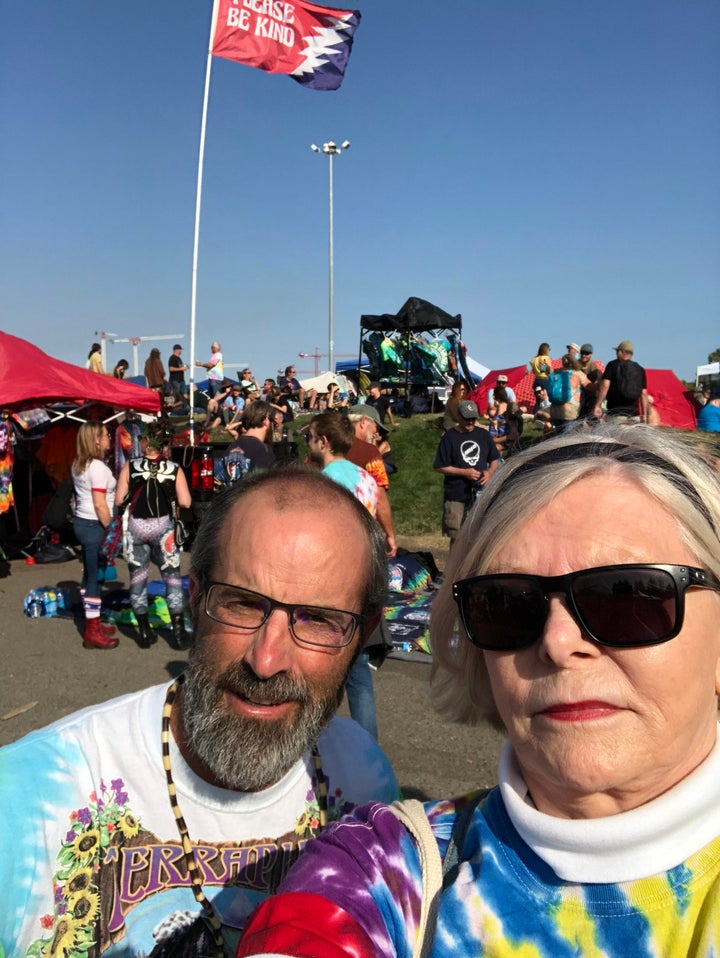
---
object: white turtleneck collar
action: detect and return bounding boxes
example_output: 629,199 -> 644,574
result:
498,723 -> 720,883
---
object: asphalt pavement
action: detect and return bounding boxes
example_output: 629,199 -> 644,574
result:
0,551 -> 505,801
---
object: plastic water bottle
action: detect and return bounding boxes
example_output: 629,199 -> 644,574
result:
42,589 -> 58,617
27,590 -> 43,617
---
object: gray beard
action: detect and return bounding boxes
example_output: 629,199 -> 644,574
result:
181,645 -> 343,791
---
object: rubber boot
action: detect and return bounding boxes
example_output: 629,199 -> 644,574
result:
98,619 -> 117,637
135,613 -> 155,649
83,617 -> 119,650
170,613 -> 187,650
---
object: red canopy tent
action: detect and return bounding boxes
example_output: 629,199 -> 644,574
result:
646,369 -> 698,429
0,330 -> 160,418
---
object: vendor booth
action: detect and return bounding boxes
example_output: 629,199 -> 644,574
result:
357,297 -> 472,411
0,331 -> 161,545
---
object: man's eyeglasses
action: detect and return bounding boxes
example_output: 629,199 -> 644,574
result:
453,564 -> 720,651
204,582 -> 361,648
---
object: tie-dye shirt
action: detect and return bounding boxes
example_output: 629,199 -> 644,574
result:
238,734 -> 720,958
322,460 -> 379,517
0,683 -> 399,957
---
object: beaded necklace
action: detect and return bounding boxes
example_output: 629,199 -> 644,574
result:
161,675 -> 328,958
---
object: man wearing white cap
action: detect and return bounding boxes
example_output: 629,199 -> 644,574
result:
561,343 -> 581,367
486,373 -> 516,405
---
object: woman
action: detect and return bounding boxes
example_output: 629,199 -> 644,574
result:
238,425 -> 720,957
71,421 -> 119,650
144,347 -> 166,392
113,358 -> 129,379
87,342 -> 105,375
548,354 -> 589,433
442,381 -> 467,432
529,341 -> 553,389
115,421 -> 191,649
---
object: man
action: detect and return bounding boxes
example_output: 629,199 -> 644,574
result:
306,413 -> 382,739
195,340 -> 224,396
576,342 -> 602,419
0,470 -> 398,955
697,386 -> 720,432
593,340 -> 649,421
346,404 -> 397,558
434,399 -> 499,549
562,342 -> 580,366
486,373 -> 517,404
366,382 -> 397,427
167,343 -> 188,402
278,365 -> 316,410
533,384 -> 554,435
225,400 -> 276,470
306,412 -> 379,516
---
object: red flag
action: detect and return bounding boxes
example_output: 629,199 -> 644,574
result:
210,0 -> 362,91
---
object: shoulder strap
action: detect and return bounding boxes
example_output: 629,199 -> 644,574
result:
389,788 -> 491,958
441,787 -> 490,889
389,799 -> 443,958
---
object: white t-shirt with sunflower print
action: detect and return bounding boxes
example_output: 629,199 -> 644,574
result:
0,682 -> 398,957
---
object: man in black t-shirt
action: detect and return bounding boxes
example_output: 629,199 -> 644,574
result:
365,382 -> 396,426
167,344 -> 188,402
433,400 -> 499,549
594,341 -> 649,421
225,401 -> 275,477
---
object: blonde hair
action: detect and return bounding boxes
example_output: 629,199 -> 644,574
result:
72,421 -> 107,475
430,424 -> 720,727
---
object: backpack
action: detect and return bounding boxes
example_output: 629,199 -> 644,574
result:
43,480 -> 75,533
546,370 -> 573,404
614,360 -> 644,402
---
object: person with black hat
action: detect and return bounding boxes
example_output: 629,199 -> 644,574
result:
594,341 -> 649,422
433,399 -> 499,549
167,343 -> 188,404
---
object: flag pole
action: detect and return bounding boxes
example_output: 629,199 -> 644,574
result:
188,0 -> 220,445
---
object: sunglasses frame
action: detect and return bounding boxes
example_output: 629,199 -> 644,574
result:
453,563 -> 720,651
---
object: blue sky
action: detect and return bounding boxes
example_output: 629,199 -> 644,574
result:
2,0 -> 718,383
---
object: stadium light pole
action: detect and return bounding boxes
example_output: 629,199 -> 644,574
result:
310,140 -> 350,375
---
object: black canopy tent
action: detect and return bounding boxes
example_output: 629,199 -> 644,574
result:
357,297 -> 465,412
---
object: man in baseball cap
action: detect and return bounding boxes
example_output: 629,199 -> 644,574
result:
167,343 -> 188,404
345,405 -> 396,559
487,374 -> 516,404
594,340 -> 648,421
433,396 -> 499,550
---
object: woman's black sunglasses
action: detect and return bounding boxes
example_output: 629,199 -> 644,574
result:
453,564 -> 720,651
